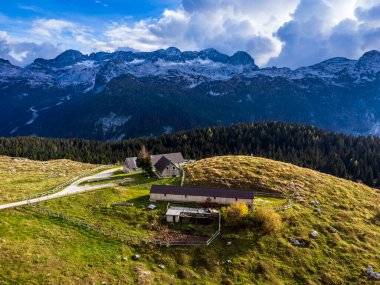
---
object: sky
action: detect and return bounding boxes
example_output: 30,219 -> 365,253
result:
0,0 -> 380,68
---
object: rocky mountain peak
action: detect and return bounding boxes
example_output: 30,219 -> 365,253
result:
53,49 -> 86,67
199,48 -> 229,63
228,51 -> 256,66
0,58 -> 13,66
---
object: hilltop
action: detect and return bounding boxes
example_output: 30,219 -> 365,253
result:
185,156 -> 380,283
0,155 -> 379,284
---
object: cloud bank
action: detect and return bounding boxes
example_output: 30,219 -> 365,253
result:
1,0 -> 380,68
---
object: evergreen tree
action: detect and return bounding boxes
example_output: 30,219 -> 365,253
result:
136,145 -> 154,176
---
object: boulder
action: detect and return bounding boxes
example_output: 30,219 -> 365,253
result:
364,265 -> 380,280
310,231 -> 318,238
158,264 -> 165,270
288,238 -> 301,246
309,200 -> 320,206
132,254 -> 140,260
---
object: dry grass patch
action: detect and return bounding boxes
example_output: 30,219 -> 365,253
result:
0,156 -> 97,203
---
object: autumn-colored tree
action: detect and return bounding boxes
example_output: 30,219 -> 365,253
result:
252,208 -> 282,234
221,201 -> 249,226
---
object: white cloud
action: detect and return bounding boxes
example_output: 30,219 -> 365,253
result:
1,1 -> 380,68
0,30 -> 61,66
30,19 -> 74,38
269,0 -> 380,68
101,1 -> 299,65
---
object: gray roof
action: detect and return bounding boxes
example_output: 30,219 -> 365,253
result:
154,156 -> 178,173
151,152 -> 184,165
124,157 -> 138,169
151,185 -> 254,199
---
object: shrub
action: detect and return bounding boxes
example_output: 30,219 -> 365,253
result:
177,268 -> 197,279
221,201 -> 249,226
252,208 -> 282,234
176,252 -> 191,266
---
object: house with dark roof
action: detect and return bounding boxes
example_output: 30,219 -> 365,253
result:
154,156 -> 180,178
150,185 -> 254,205
123,152 -> 185,177
151,152 -> 185,166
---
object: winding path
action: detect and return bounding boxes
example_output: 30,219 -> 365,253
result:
0,167 -> 121,210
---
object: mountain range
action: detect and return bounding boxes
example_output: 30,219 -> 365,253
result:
1,47 -> 380,140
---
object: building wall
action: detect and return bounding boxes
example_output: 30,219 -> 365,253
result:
158,163 -> 180,178
166,215 -> 180,223
150,193 -> 253,205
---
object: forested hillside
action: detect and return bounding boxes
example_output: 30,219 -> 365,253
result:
1,122 -> 380,187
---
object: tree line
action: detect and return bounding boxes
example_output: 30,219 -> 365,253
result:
0,122 -> 379,187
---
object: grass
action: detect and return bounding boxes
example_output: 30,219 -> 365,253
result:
0,156 -> 98,203
0,155 -> 379,284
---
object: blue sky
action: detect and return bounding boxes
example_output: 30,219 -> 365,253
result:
0,0 -> 380,68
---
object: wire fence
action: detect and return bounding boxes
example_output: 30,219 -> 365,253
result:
28,202 -> 222,247
275,199 -> 293,211
21,165 -> 114,201
255,191 -> 287,198
28,202 -> 149,245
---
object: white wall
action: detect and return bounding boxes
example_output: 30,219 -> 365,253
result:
150,193 -> 253,205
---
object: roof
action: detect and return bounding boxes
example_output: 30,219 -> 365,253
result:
151,152 -> 184,165
154,156 -> 178,173
151,185 -> 254,199
166,206 -> 218,216
124,157 -> 137,169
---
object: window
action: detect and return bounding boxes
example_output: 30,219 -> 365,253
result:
173,166 -> 176,170
185,195 -> 187,198
235,198 -> 238,201
214,196 -> 216,200
164,194 -> 167,197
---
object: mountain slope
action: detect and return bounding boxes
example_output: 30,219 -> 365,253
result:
185,155 -> 380,284
1,48 -> 380,139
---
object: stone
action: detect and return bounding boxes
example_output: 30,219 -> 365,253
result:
226,241 -> 232,246
315,208 -> 322,213
309,200 -> 320,206
122,257 -> 127,261
371,272 -> 380,280
364,265 -> 380,280
158,264 -> 165,270
132,254 -> 140,260
310,231 -> 318,238
288,238 -> 301,246
365,265 -> 373,274
227,260 -> 232,264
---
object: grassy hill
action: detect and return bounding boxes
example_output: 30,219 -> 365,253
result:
185,156 -> 380,283
0,156 -> 97,202
0,155 -> 379,284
